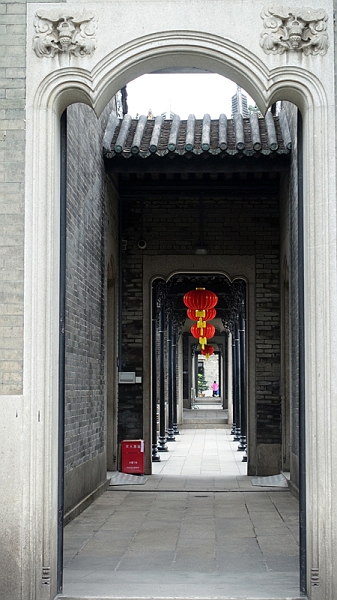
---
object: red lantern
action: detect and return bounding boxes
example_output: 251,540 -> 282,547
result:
204,323 -> 215,339
191,324 -> 201,339
201,345 -> 215,360
187,308 -> 217,321
191,323 -> 215,340
183,288 -> 218,312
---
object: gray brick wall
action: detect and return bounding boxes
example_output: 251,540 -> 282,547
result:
65,100 -> 118,474
0,0 -> 63,395
0,0 -> 26,395
119,186 -> 281,446
256,255 -> 281,444
118,249 -> 144,440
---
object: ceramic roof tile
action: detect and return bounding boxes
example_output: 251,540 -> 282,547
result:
103,110 -> 291,159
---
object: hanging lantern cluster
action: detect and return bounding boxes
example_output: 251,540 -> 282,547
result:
183,287 -> 218,349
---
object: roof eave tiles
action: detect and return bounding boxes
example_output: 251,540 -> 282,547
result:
103,109 -> 292,159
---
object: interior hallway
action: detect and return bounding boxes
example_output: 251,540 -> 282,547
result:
60,425 -> 302,600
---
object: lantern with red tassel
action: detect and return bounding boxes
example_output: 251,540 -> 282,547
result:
201,345 -> 215,360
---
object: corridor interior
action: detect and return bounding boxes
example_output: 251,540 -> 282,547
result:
61,408 -> 302,600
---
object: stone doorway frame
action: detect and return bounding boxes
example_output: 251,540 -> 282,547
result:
143,258 -> 255,475
25,23 -> 336,599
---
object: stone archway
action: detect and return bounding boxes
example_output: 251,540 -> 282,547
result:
24,9 -> 336,598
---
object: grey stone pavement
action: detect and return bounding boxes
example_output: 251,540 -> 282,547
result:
60,423 -> 303,600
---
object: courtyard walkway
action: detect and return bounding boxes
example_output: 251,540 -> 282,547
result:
60,426 -> 302,600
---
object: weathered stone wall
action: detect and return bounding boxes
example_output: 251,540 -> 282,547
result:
65,100 -> 119,516
119,185 -> 281,450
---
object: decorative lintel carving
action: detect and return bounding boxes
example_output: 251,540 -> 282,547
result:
260,6 -> 328,55
33,9 -> 98,65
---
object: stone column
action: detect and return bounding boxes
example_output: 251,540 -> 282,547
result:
233,320 -> 241,442
158,303 -> 168,452
166,311 -> 175,441
151,283 -> 160,461
238,311 -> 247,456
227,331 -> 233,426
172,327 -> 179,435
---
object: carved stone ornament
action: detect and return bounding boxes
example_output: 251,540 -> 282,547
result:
260,6 -> 328,55
33,9 -> 98,65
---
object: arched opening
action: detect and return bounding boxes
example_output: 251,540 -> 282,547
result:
25,29 -> 330,600
151,272 -> 248,472
149,274 -> 248,476
111,101 -> 291,481
59,78 -> 301,598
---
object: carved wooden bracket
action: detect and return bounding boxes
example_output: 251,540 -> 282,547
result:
260,6 -> 328,55
33,9 -> 98,66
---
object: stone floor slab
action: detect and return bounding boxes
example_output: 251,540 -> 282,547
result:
61,427 -> 303,600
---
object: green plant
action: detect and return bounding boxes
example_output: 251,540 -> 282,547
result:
198,372 -> 208,393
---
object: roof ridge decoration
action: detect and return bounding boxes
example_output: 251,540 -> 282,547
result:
260,6 -> 329,55
33,9 -> 98,66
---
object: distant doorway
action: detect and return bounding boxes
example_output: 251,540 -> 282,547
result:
197,353 -> 220,400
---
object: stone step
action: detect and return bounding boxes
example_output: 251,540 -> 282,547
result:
183,409 -> 228,427
182,422 -> 229,429
196,398 -> 222,405
183,416 -> 228,423
58,594 -> 304,600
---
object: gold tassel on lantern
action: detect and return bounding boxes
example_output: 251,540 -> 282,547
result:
199,336 -> 207,349
197,319 -> 206,331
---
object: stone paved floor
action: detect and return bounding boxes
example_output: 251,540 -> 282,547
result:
152,426 -> 245,478
60,427 -> 303,600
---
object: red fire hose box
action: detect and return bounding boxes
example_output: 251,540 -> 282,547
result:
121,439 -> 145,474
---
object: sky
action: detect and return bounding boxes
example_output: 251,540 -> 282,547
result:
126,73 -> 256,119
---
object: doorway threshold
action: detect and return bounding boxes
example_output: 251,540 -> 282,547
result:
58,573 -> 304,600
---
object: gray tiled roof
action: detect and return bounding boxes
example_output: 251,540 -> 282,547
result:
103,110 -> 291,159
